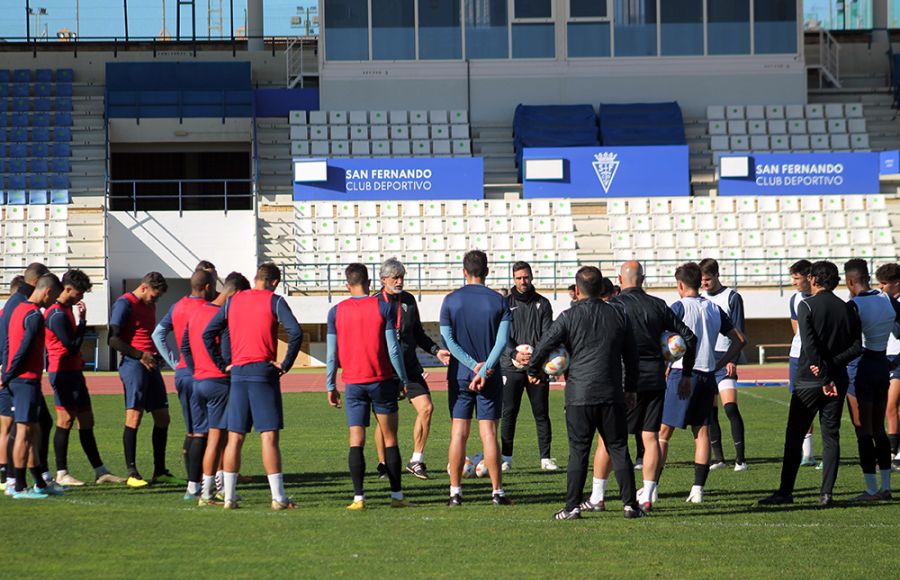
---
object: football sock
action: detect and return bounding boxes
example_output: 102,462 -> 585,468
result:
880,469 -> 891,492
501,454 -> 512,466
215,470 -> 224,492
123,426 -> 138,476
590,478 -> 607,504
94,465 -> 110,478
450,486 -> 461,497
643,480 -> 657,502
187,481 -> 200,495
709,408 -> 725,463
188,438 -> 206,486
267,473 -> 287,503
182,435 -> 191,477
384,445 -> 402,493
694,463 -> 710,487
724,403 -> 746,463
349,446 -> 365,497
856,431 -> 877,474
864,472 -> 878,496
802,432 -> 814,458
0,464 -> 6,484
54,427 -> 70,472
31,467 -> 47,489
202,474 -> 216,499
42,470 -> 52,483
492,488 -> 505,497
874,432 -> 892,470
889,433 -> 899,457
80,429 -> 104,469
411,451 -> 424,463
223,471 -> 237,503
15,467 -> 27,492
7,475 -> 16,492
390,491 -> 403,500
634,434 -> 645,463
151,426 -> 168,476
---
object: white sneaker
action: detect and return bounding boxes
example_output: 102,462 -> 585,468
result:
541,458 -> 559,471
634,461 -> 644,471
56,472 -> 85,487
734,462 -> 749,472
637,486 -> 659,504
709,461 -> 727,471
501,461 -> 512,473
4,483 -> 15,496
686,487 -> 704,504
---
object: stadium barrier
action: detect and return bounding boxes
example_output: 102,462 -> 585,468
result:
107,178 -> 254,214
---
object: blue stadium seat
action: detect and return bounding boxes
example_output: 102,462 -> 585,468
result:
32,127 -> 50,142
50,158 -> 71,173
0,84 -> 7,98
52,127 -> 71,142
56,69 -> 74,82
11,114 -> 28,127
8,175 -> 27,191
0,113 -> 7,126
8,159 -> 26,173
7,190 -> 27,205
33,98 -> 51,112
0,158 -> 4,173
32,113 -> 50,127
0,144 -> 4,157
56,83 -> 73,97
12,84 -> 29,98
29,176 -> 48,191
35,69 -> 53,83
10,127 -> 28,142
53,112 -> 72,127
29,190 -> 49,204
0,191 -> 5,205
13,69 -> 32,83
50,176 -> 70,191
0,128 -> 5,141
30,158 -> 48,173
35,83 -> 52,97
599,102 -> 686,146
12,98 -> 30,112
0,70 -> 9,83
54,98 -> 73,111
9,143 -> 27,157
51,143 -> 71,157
31,143 -> 49,157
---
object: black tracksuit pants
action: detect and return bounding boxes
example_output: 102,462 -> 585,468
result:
501,372 -> 552,459
565,401 -> 637,511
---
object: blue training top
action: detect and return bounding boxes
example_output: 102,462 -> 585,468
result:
439,283 -> 511,384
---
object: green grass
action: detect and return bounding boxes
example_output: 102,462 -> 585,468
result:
5,388 -> 899,578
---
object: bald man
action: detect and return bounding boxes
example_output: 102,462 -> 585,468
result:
583,262 -> 697,513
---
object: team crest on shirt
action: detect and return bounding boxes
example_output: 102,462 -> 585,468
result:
401,303 -> 408,312
592,152 -> 619,194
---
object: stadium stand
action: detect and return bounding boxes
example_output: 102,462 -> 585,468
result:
288,109 -> 472,158
512,104 -> 599,170
599,102 -> 686,146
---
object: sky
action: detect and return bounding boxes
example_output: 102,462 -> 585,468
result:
0,0 -> 319,40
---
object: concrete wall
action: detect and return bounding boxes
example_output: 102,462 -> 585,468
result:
108,118 -> 252,143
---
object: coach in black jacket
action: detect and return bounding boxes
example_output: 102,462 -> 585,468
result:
761,260 -> 862,508
500,261 -> 555,471
591,261 -> 697,506
528,266 -> 642,520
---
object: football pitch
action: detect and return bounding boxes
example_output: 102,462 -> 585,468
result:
6,386 -> 899,578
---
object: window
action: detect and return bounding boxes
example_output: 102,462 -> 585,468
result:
465,0 -> 509,59
660,0 -> 702,56
512,0 -> 554,58
515,0 -> 552,19
324,0 -> 369,61
754,0 -> 797,54
570,0 -> 607,18
568,22 -> 611,57
372,0 -> 415,60
418,0 -> 462,59
614,0 -> 656,57
708,0 -> 750,55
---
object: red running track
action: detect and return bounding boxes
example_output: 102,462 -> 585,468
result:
40,366 -> 790,396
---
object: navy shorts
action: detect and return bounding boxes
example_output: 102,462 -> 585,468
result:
662,369 -> 716,429
191,377 -> 230,434
848,352 -> 889,403
890,354 -> 900,381
405,374 -> 431,400
49,370 -> 91,412
9,379 -> 41,423
119,357 -> 168,412
227,377 -> 283,433
0,387 -> 12,418
713,353 -> 738,391
175,369 -> 195,433
627,390 -> 665,434
448,375 -> 503,421
788,357 -> 799,393
345,380 -> 400,427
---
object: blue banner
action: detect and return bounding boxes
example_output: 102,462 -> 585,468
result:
292,158 -> 484,201
521,145 -> 690,198
880,150 -> 900,175
718,152 -> 880,195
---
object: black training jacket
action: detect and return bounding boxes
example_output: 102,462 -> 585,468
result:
377,289 -> 440,377
526,298 -> 637,406
795,290 -> 862,389
612,287 -> 698,392
501,290 -> 553,374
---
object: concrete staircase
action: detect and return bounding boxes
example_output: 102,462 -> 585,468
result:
254,117 -> 295,264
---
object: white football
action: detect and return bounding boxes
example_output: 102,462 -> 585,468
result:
511,344 -> 533,369
543,347 -> 570,376
472,453 -> 488,478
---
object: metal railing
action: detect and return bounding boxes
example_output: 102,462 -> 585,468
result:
0,265 -> 106,284
107,178 -> 254,215
809,28 -> 842,88
281,256 -> 900,302
104,89 -> 251,124
285,37 -> 315,89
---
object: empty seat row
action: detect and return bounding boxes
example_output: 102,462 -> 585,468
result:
296,199 -> 573,218
290,109 -> 469,126
0,69 -> 74,83
0,112 -> 73,127
709,118 -> 866,136
0,143 -> 72,158
610,211 -> 888,233
1,158 -> 72,173
1,128 -> 72,143
0,189 -> 71,204
707,103 -> 863,120
1,220 -> 68,239
608,194 -> 886,215
0,85 -> 73,99
297,215 -> 574,236
2,204 -> 68,220
297,232 -> 576,255
613,229 -> 893,252
292,139 -> 471,157
292,124 -> 469,141
711,133 -> 869,151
